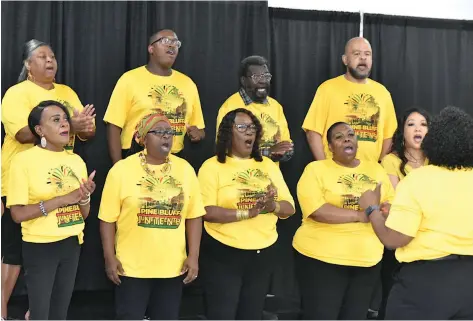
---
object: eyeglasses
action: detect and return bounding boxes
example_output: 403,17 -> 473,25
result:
235,124 -> 257,133
148,129 -> 175,137
150,37 -> 182,49
249,73 -> 272,84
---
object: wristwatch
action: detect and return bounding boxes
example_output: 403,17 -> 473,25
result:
365,205 -> 380,217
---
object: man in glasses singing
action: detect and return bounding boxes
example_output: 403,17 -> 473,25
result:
216,56 -> 293,163
104,29 -> 205,164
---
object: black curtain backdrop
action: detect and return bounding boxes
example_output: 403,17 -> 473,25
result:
2,1 -> 473,308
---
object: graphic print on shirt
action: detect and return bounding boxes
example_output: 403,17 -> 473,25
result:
233,169 -> 277,214
136,174 -> 184,229
258,113 -> 281,152
56,99 -> 76,152
148,85 -> 187,137
337,173 -> 377,211
344,93 -> 380,142
47,165 -> 84,227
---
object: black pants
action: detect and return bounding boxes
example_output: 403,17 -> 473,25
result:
386,256 -> 473,320
22,236 -> 81,320
200,231 -> 275,320
115,275 -> 183,320
1,196 -> 23,265
369,248 -> 399,315
295,251 -> 381,320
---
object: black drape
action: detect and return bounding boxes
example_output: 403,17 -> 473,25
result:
2,2 -> 473,312
364,14 -> 473,116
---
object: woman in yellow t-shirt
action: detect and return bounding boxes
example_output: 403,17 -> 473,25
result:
7,101 -> 96,320
198,108 -> 295,320
370,108 -> 430,319
99,113 -> 205,320
361,106 -> 473,319
293,121 -> 394,320
1,39 -> 95,319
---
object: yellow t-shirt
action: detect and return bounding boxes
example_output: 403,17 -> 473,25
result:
381,153 -> 429,180
6,146 -> 88,244
216,92 -> 291,154
198,156 -> 295,250
103,66 -> 205,152
386,165 -> 473,263
293,159 -> 395,267
302,75 -> 398,162
1,80 -> 85,197
98,153 -> 206,278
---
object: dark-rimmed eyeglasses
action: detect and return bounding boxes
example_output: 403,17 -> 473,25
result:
249,73 -> 272,84
234,124 -> 257,133
148,129 -> 175,137
150,37 -> 182,49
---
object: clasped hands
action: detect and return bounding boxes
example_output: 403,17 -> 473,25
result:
61,171 -> 97,206
71,105 -> 96,134
358,182 -> 390,222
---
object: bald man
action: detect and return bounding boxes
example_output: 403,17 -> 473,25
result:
104,29 -> 205,164
302,37 -> 397,163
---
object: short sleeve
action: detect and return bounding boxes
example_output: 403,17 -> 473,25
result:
382,91 -> 397,139
197,160 -> 219,207
381,154 -> 401,177
379,167 -> 395,203
302,84 -> 328,134
1,86 -> 31,138
385,177 -> 422,237
184,165 -> 206,219
277,103 -> 292,142
103,74 -> 130,128
297,163 -> 326,219
98,163 -> 123,223
7,155 -> 30,207
265,159 -> 295,208
188,82 -> 205,129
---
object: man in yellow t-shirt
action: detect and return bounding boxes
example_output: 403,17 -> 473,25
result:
104,29 -> 205,164
302,37 -> 397,163
216,56 -> 293,162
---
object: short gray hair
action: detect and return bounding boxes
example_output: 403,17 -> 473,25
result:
18,39 -> 50,83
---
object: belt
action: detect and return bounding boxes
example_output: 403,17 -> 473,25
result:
430,254 -> 473,261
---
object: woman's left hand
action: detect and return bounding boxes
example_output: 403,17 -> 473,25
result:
359,182 -> 382,210
181,255 -> 199,284
79,171 -> 96,203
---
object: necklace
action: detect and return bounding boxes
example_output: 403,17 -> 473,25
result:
139,152 -> 171,175
405,150 -> 422,164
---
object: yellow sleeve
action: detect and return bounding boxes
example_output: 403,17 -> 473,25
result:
385,177 -> 422,237
185,165 -> 206,219
98,163 -> 123,223
1,86 -> 31,137
7,155 -> 29,207
197,160 -> 218,207
215,100 -> 230,140
188,83 -> 205,129
265,159 -> 294,208
302,85 -> 328,134
381,154 -> 400,177
103,74 -> 130,128
277,103 -> 291,142
383,92 -> 397,139
379,166 -> 395,203
297,163 -> 326,219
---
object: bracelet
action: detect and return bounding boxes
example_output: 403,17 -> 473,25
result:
273,202 -> 281,214
39,201 -> 48,216
78,196 -> 91,206
236,209 -> 249,221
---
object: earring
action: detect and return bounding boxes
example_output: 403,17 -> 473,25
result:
41,136 -> 47,148
27,71 -> 35,82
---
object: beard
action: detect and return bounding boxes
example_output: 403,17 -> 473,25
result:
347,65 -> 371,80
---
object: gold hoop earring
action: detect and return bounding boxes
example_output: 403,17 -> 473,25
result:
27,71 -> 35,82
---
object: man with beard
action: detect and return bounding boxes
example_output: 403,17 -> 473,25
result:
104,29 -> 205,164
302,37 -> 397,163
216,56 -> 293,162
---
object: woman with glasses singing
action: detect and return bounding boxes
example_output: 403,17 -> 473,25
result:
104,29 -> 205,165
7,100 -> 96,320
99,113 -> 205,320
198,108 -> 295,319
